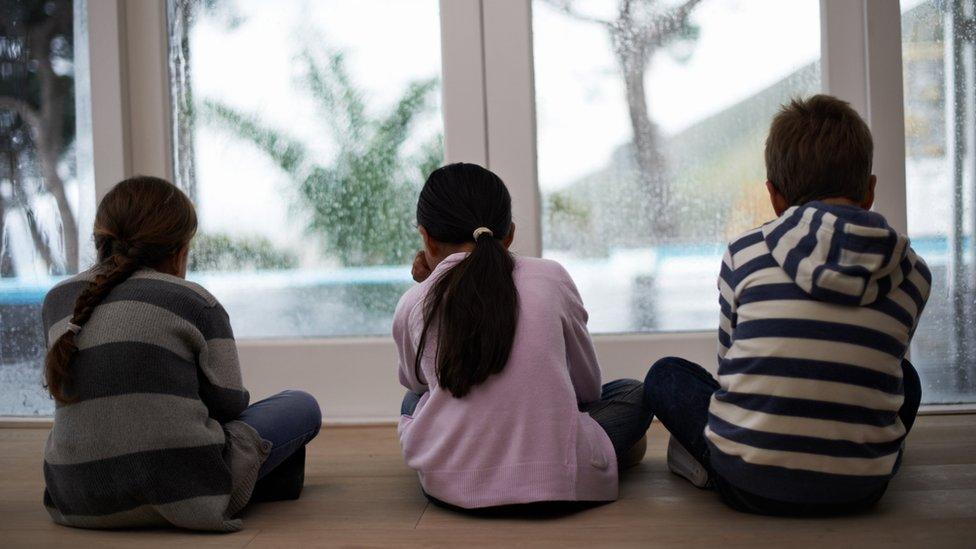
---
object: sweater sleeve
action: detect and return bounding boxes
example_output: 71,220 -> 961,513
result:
196,302 -> 250,423
717,245 -> 737,362
559,266 -> 602,405
394,289 -> 428,393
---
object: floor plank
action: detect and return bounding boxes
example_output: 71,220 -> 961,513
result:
1,417 -> 974,547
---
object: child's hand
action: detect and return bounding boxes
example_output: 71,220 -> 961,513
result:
411,251 -> 432,283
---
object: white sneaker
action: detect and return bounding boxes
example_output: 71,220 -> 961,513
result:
667,436 -> 710,488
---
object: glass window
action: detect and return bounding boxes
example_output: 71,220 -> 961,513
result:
0,0 -> 93,415
533,0 -> 821,332
168,0 -> 443,338
902,0 -> 976,403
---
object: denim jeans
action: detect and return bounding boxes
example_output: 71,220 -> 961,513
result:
643,356 -> 922,515
236,390 -> 322,479
400,378 -> 654,463
580,379 -> 654,461
401,390 -> 423,416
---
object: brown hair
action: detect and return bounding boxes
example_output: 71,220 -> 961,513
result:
765,94 -> 874,206
45,176 -> 197,404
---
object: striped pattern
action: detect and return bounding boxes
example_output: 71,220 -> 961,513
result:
709,202 -> 931,503
41,268 -> 269,531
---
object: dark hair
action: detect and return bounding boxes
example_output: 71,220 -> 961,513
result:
45,176 -> 197,404
765,94 -> 874,206
414,163 -> 518,398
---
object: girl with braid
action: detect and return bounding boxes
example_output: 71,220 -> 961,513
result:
41,176 -> 321,532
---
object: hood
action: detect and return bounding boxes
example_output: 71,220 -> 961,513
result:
761,201 -> 910,306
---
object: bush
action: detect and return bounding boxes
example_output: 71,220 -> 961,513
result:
188,233 -> 298,272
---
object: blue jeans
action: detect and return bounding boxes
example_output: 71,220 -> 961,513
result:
237,390 -> 322,479
580,379 -> 654,461
401,378 -> 654,463
643,356 -> 922,515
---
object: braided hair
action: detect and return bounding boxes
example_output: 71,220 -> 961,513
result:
45,176 -> 197,404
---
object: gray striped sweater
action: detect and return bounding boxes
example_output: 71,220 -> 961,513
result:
710,201 -> 931,503
41,268 -> 270,531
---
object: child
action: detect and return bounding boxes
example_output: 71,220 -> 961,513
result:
394,163 -> 653,509
644,95 -> 931,515
41,176 -> 322,531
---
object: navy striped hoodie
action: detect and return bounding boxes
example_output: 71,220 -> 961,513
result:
708,201 -> 931,503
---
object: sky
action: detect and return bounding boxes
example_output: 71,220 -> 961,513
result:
534,0 -> 821,188
189,0 -> 820,263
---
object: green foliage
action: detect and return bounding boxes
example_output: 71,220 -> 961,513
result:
203,44 -> 442,267
547,191 -> 591,230
189,232 -> 298,272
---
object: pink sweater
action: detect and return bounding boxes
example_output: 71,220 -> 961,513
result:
393,253 -> 617,508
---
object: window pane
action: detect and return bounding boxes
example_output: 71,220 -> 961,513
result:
903,0 -> 976,403
169,0 -> 442,338
534,0 -> 820,333
0,0 -> 93,415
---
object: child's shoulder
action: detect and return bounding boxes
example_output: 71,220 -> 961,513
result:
394,280 -> 427,319
42,269 -> 98,320
724,225 -> 770,268
511,256 -> 582,305
127,269 -> 221,308
46,268 -> 96,297
727,226 -> 767,254
513,255 -> 572,280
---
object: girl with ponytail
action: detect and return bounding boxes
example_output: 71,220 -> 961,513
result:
394,163 -> 654,509
41,176 -> 321,532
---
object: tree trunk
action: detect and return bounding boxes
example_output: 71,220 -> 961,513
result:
29,4 -> 79,274
0,195 -> 12,278
170,0 -> 198,201
10,162 -> 58,271
617,50 -> 674,241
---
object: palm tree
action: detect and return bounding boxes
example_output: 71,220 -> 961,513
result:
204,45 -> 442,267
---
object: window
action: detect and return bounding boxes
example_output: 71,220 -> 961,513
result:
168,0 -> 443,338
1,1 -> 971,419
533,0 -> 820,333
903,0 -> 976,403
0,0 -> 93,415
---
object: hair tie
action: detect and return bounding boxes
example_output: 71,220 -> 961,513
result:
472,227 -> 494,241
66,322 -> 82,335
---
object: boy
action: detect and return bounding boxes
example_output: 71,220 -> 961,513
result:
644,95 -> 931,515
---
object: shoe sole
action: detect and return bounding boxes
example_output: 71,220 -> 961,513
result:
667,436 -> 710,488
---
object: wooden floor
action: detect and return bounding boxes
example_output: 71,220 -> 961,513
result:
1,416 -> 975,548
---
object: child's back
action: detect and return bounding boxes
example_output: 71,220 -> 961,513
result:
42,268 -> 264,531
395,254 -> 617,508
644,95 -> 932,515
711,200 -> 931,503
395,163 -> 654,510
41,176 -> 321,532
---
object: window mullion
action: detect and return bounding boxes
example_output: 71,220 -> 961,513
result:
123,0 -> 172,180
482,0 -> 541,257
84,0 -> 129,202
864,0 -> 909,234
440,0 -> 489,167
821,0 -> 908,233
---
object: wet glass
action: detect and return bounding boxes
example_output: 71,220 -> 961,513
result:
533,0 -> 821,332
168,0 -> 443,338
902,0 -> 976,403
0,0 -> 94,415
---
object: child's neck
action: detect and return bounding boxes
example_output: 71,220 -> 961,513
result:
819,197 -> 863,209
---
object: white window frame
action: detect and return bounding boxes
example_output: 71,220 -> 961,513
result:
66,0 -> 960,423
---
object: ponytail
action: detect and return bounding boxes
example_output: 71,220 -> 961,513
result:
413,163 -> 518,398
44,176 -> 197,404
45,254 -> 142,403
